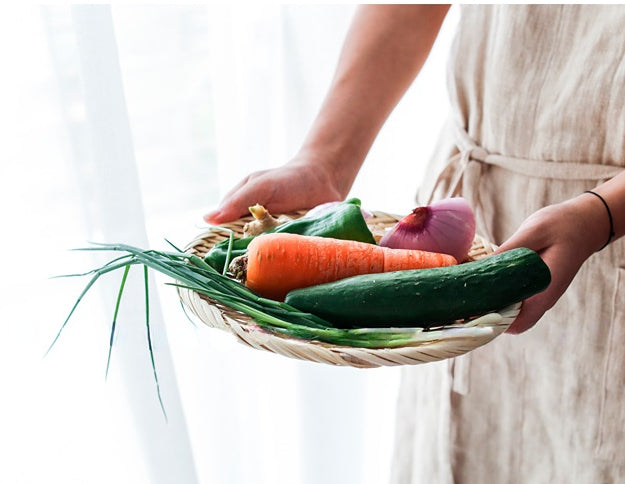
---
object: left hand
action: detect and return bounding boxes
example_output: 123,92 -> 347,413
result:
495,194 -> 608,334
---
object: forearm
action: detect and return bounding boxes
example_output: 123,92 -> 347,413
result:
297,4 -> 450,195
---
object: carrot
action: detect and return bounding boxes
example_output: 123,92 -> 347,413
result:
242,233 -> 457,300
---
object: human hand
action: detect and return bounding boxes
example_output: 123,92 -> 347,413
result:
495,193 -> 609,334
203,154 -> 349,224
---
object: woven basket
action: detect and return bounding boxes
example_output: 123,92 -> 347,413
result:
179,210 -> 520,368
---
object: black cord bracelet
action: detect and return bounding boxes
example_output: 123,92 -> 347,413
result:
584,190 -> 615,251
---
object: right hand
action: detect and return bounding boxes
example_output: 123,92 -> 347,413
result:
203,155 -> 348,224
203,5 -> 450,226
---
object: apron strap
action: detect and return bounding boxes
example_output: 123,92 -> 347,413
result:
427,124 -> 625,204
453,123 -> 625,181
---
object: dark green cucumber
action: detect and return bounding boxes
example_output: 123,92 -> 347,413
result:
284,247 -> 551,328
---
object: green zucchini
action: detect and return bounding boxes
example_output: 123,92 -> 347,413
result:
284,247 -> 551,328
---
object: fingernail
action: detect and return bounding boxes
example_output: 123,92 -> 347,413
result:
203,210 -> 222,224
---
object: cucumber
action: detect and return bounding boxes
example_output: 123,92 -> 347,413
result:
284,247 -> 551,328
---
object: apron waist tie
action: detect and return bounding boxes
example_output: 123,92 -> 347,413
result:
429,125 -> 624,203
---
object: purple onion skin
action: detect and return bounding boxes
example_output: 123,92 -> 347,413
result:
379,197 -> 476,262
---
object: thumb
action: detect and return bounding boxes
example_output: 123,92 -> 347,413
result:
493,234 -> 524,255
494,227 -> 545,255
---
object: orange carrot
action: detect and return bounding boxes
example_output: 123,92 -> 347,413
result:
243,233 -> 457,300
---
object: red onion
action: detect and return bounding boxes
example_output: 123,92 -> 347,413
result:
379,197 -> 476,262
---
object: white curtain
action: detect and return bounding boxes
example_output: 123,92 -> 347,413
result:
0,5 -> 458,484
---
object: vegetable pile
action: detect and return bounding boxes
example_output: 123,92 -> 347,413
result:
55,197 -> 551,348
55,198 -> 551,340
53,197 -> 551,414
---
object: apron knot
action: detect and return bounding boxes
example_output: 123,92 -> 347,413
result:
461,145 -> 489,165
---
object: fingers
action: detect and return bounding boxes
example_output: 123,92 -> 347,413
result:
505,293 -> 550,334
504,247 -> 557,334
495,225 -> 548,255
204,205 -> 248,225
504,247 -> 554,334
505,243 -> 581,334
203,172 -> 272,224
203,193 -> 253,224
496,219 -> 556,333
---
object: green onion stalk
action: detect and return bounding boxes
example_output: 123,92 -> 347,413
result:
50,240 -> 490,416
53,241 -> 448,349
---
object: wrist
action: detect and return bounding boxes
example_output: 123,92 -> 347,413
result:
292,142 -> 365,199
567,191 -> 615,254
583,191 -> 615,250
589,171 -> 625,244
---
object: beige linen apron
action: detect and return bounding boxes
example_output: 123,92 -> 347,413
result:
392,6 -> 625,484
